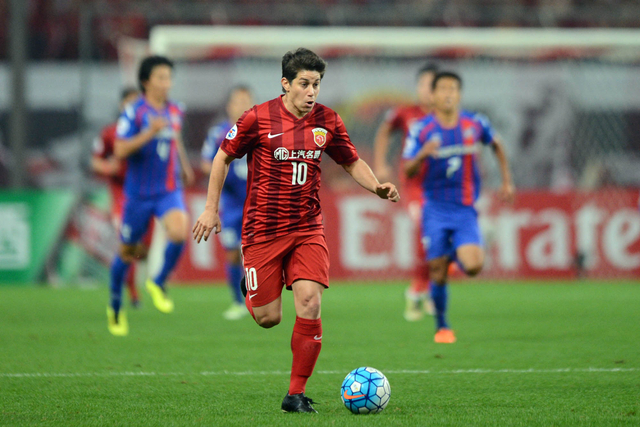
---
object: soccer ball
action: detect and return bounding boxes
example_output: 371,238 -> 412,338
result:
340,367 -> 391,414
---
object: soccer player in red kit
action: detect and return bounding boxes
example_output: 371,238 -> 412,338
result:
192,48 -> 400,413
92,87 -> 146,307
373,63 -> 438,321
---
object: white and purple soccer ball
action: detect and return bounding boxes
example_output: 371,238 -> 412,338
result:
341,367 -> 391,414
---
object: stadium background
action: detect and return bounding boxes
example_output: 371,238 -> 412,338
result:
1,0 -> 639,285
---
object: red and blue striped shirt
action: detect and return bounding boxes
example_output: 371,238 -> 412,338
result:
402,110 -> 495,206
116,97 -> 185,198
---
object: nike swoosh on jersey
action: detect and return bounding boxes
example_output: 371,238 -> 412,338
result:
313,335 -> 322,340
343,390 -> 365,400
268,132 -> 284,138
249,294 -> 257,299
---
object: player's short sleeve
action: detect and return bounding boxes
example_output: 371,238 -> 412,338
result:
92,130 -> 107,157
116,104 -> 140,139
324,114 -> 360,165
402,121 -> 426,160
384,107 -> 403,130
474,113 -> 495,145
201,125 -> 226,162
220,108 -> 259,159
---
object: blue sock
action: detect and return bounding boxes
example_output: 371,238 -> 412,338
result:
110,256 -> 130,316
226,263 -> 244,304
430,281 -> 449,330
154,241 -> 184,289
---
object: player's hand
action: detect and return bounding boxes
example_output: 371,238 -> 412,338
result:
419,140 -> 441,159
149,117 -> 169,134
499,181 -> 515,204
192,210 -> 221,243
106,158 -> 122,176
374,164 -> 393,184
375,182 -> 400,203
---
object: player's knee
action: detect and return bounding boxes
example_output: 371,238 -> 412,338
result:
225,249 -> 241,265
296,292 -> 321,318
428,263 -> 447,284
463,261 -> 484,277
255,312 -> 282,329
118,244 -> 137,263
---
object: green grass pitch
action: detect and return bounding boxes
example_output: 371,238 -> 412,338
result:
1,281 -> 639,426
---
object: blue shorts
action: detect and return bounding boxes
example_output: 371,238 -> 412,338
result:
219,208 -> 243,250
120,190 -> 186,244
422,201 -> 483,260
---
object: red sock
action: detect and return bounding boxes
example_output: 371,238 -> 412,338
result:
245,293 -> 256,321
410,261 -> 430,294
126,263 -> 138,302
289,316 -> 322,395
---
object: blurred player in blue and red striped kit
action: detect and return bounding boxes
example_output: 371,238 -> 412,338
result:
106,55 -> 195,336
374,63 -> 439,322
201,86 -> 254,320
403,71 -> 514,344
92,87 -> 144,307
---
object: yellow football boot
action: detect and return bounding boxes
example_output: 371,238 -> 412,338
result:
145,279 -> 174,313
107,306 -> 129,336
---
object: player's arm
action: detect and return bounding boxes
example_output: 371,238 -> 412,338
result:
91,156 -> 121,176
114,117 -> 167,159
192,149 -> 234,243
342,159 -> 400,202
176,135 -> 196,186
372,120 -> 394,183
491,138 -> 515,203
201,160 -> 212,175
404,140 -> 440,177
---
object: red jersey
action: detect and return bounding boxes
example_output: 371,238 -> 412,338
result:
385,104 -> 430,149
93,123 -> 127,211
221,96 -> 359,245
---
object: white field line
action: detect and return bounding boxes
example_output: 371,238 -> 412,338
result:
0,367 -> 637,379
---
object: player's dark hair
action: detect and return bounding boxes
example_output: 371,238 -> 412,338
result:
281,48 -> 327,93
120,87 -> 139,101
138,55 -> 174,93
432,71 -> 463,90
417,63 -> 439,79
225,85 -> 252,106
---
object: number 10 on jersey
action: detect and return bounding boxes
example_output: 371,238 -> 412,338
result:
291,161 -> 308,185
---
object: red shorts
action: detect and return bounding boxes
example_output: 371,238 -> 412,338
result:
241,232 -> 330,308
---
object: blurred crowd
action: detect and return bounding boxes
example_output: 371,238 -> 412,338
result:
0,0 -> 639,60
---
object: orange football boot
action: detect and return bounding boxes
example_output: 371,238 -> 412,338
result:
434,328 -> 456,344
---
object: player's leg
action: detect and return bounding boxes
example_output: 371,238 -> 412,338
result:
405,199 -> 432,320
108,198 -> 154,336
281,234 -> 329,413
424,207 -> 456,343
452,206 -> 485,277
146,192 -> 188,313
456,244 -> 485,276
111,196 -> 140,308
219,217 -> 246,320
243,236 -> 292,328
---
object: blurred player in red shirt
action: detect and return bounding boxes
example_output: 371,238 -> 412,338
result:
193,48 -> 400,413
373,63 -> 439,322
91,87 -> 146,307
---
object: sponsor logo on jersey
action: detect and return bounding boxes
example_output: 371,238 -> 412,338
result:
274,147 -> 289,161
435,143 -> 480,159
312,127 -> 328,147
274,148 -> 322,161
226,124 -> 238,140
